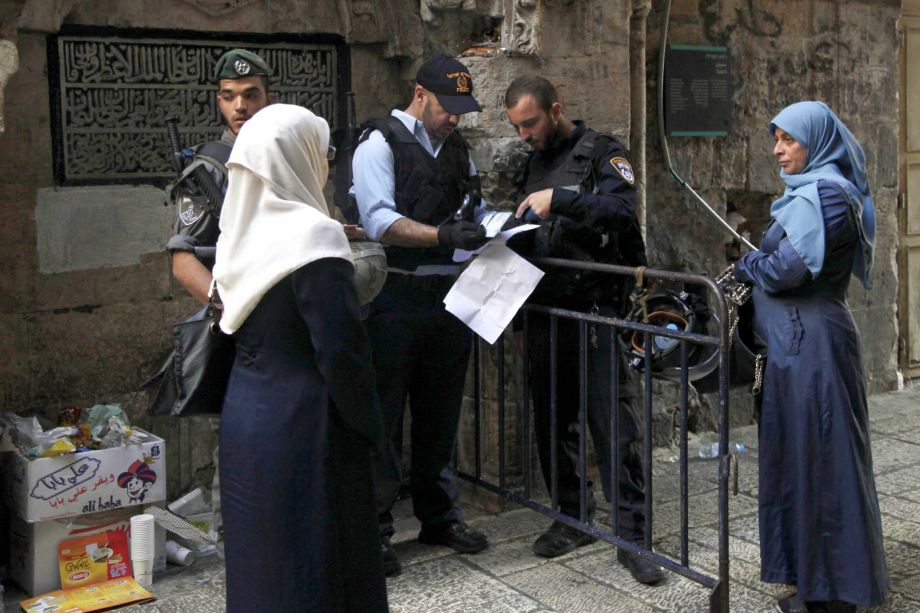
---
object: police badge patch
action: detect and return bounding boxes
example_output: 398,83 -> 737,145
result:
610,157 -> 635,185
179,201 -> 203,226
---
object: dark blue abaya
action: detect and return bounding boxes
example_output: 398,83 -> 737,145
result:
219,258 -> 387,613
735,182 -> 889,607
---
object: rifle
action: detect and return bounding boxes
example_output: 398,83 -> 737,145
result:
165,116 -> 187,174
164,117 -> 225,218
333,91 -> 361,224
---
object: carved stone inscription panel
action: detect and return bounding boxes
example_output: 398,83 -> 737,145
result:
52,35 -> 340,183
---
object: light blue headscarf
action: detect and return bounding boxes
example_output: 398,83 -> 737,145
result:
768,101 -> 875,289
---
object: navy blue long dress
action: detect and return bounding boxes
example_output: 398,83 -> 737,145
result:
734,182 -> 889,606
219,258 -> 388,612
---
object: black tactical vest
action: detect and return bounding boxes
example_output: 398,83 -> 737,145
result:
517,128 -> 647,306
520,128 -> 605,196
360,116 -> 472,270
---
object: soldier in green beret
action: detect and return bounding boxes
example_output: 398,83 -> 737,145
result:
159,48 -> 272,545
167,48 -> 273,303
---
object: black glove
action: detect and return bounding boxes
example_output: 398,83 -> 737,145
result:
437,219 -> 488,250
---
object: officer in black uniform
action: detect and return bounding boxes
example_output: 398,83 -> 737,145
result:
351,54 -> 490,576
504,75 -> 665,586
167,49 -> 272,303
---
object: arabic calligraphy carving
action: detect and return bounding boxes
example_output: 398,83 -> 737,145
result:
55,36 -> 340,183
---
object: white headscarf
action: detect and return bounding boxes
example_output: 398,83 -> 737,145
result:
214,104 -> 351,334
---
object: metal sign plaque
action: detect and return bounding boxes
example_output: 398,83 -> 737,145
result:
664,45 -> 732,137
50,33 -> 344,184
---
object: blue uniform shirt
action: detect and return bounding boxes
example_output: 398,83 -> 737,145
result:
350,109 -> 483,242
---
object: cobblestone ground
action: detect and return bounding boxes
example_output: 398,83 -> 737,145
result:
5,386 -> 919,612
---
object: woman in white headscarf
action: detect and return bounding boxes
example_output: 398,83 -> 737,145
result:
213,104 -> 387,613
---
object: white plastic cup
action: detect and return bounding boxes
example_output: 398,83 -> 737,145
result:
130,514 -> 156,560
165,540 -> 196,566
132,557 -> 153,588
167,487 -> 209,516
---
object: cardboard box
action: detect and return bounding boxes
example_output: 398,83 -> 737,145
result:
2,427 -> 166,522
9,507 -> 166,596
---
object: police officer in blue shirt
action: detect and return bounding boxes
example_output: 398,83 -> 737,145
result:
351,54 -> 490,576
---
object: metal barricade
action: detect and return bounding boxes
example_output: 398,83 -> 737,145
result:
457,258 -> 734,613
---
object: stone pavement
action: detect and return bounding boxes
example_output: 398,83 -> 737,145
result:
4,385 -> 920,612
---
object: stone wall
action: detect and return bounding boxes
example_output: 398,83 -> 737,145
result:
0,0 -> 904,500
0,0 -> 417,497
643,0 -> 901,395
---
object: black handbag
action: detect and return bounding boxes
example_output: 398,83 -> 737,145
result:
690,266 -> 767,395
144,287 -> 235,417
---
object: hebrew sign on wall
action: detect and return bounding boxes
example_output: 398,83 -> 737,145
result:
50,33 -> 344,184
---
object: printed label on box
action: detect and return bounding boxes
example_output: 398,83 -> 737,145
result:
3,428 -> 166,522
58,529 -> 132,589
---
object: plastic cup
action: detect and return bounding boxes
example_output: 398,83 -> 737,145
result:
165,540 -> 196,566
130,514 -> 156,560
167,487 -> 209,516
132,557 -> 153,588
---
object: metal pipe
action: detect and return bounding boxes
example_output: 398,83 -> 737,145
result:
643,331 -> 654,550
679,339 -> 690,566
610,326 -> 621,539
550,316 -> 559,511
474,338 -> 482,481
630,0 -> 652,236
656,0 -> 757,252
523,311 -> 532,498
498,333 -> 506,489
578,321 -> 588,523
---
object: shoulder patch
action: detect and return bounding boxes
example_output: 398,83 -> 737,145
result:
610,157 -> 635,185
179,200 -> 204,226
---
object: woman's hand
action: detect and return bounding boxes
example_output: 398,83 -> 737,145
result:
343,224 -> 368,240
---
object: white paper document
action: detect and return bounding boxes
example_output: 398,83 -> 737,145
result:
452,211 -> 540,263
444,243 -> 545,344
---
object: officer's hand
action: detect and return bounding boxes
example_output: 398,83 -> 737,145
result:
515,188 -> 554,220
437,219 -> 488,250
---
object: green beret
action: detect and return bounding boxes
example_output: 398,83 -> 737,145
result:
214,49 -> 271,81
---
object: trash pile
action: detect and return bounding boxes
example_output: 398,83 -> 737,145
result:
4,405 -> 141,460
0,405 -> 218,611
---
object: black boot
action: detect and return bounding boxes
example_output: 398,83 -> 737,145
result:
381,535 -> 402,577
532,520 -> 597,558
418,520 -> 488,554
617,549 -> 666,586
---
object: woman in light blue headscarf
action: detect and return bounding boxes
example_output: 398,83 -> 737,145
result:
734,101 -> 889,613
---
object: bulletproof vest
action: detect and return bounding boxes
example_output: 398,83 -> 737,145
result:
518,128 -> 647,306
520,129 -> 604,196
360,116 -> 472,270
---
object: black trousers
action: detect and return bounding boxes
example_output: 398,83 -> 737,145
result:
528,308 -> 647,542
365,274 -> 472,536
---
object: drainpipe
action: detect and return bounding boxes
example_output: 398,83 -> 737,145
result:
629,0 -> 651,236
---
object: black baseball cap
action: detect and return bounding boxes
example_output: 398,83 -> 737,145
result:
416,53 -> 482,115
